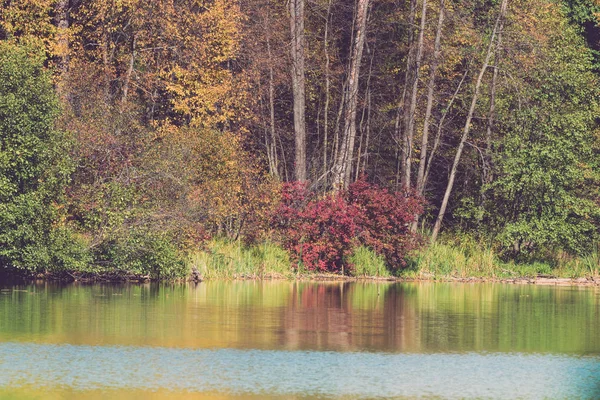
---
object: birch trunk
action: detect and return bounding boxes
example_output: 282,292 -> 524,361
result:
411,0 -> 445,232
121,34 -> 136,111
416,0 -> 444,195
323,0 -> 333,183
266,17 -> 280,178
332,0 -> 370,189
484,28 -> 503,186
395,0 -> 418,189
356,49 -> 375,181
401,0 -> 428,190
290,0 -> 307,182
422,65 -> 469,190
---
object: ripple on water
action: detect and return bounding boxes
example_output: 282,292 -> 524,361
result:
0,343 -> 599,399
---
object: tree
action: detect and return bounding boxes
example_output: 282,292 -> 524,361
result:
431,0 -> 508,242
480,3 -> 600,255
0,42 -> 82,272
332,0 -> 371,189
289,0 -> 307,182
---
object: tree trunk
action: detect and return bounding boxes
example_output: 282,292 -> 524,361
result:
356,48 -> 374,181
402,0 -> 428,190
363,88 -> 372,173
54,0 -> 69,73
422,64 -> 469,191
266,16 -> 280,178
431,0 -> 508,243
416,0 -> 444,195
121,34 -> 136,111
289,0 -> 307,182
484,28 -> 503,186
411,0 -> 444,232
332,0 -> 370,189
395,0 -> 417,189
323,0 -> 333,184
332,79 -> 347,175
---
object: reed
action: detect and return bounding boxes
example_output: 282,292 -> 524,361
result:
348,246 -> 390,278
187,239 -> 293,280
407,239 -> 600,279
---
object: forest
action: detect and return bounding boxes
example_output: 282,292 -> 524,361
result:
1,0 -> 600,279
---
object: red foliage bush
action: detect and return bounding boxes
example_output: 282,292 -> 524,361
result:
347,179 -> 424,268
272,178 -> 424,273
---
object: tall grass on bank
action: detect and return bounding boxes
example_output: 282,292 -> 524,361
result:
188,241 -> 394,279
187,239 -> 293,280
406,241 -> 600,279
186,238 -> 600,281
406,242 -> 497,278
348,246 -> 391,277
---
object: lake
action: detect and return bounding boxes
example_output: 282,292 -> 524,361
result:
0,280 -> 599,399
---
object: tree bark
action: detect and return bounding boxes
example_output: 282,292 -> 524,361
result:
266,15 -> 280,178
431,0 -> 508,243
121,34 -> 136,111
289,0 -> 307,182
54,0 -> 70,73
416,0 -> 444,195
422,64 -> 469,191
484,27 -> 503,186
401,0 -> 428,190
356,48 -> 374,181
323,0 -> 333,184
411,0 -> 444,232
332,0 -> 370,189
395,0 -> 418,189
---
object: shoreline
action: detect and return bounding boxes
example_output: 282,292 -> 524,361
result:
2,270 -> 599,287
297,274 -> 600,286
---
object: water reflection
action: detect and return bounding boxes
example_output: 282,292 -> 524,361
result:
0,281 -> 599,354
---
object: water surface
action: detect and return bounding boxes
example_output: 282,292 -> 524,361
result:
0,281 -> 598,398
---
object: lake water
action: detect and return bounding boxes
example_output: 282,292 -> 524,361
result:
0,280 -> 598,399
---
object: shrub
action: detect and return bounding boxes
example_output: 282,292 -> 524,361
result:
347,178 -> 423,268
276,187 -> 362,272
94,229 -> 187,279
273,178 -> 423,273
0,42 -> 78,273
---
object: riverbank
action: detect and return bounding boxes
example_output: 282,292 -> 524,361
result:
299,273 -> 600,286
182,239 -> 600,285
4,269 -> 599,288
2,238 -> 599,286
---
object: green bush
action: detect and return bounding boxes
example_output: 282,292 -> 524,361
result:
0,42 -> 78,273
46,226 -> 92,272
94,229 -> 187,280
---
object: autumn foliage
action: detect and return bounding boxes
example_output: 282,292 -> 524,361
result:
273,179 -> 424,273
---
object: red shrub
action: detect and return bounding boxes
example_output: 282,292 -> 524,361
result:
273,183 -> 361,272
273,178 -> 424,273
347,179 -> 424,268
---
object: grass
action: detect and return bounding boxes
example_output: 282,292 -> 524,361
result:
404,239 -> 600,279
187,238 -> 293,280
405,242 -> 498,278
186,237 -> 599,281
348,246 -> 391,278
